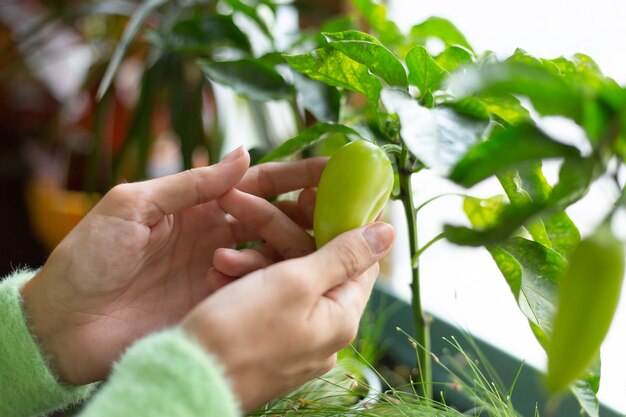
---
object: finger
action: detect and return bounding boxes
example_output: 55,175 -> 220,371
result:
298,187 -> 316,228
300,222 -> 394,294
213,248 -> 273,277
273,200 -> 311,230
104,147 -> 250,226
218,189 -> 316,259
206,268 -> 238,293
237,157 -> 328,198
229,190 -> 317,243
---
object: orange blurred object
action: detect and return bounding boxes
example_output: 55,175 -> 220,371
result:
25,181 -> 100,251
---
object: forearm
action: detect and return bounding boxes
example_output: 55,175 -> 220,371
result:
0,269 -> 94,417
77,327 -> 242,417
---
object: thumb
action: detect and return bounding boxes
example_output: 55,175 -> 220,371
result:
305,222 -> 394,294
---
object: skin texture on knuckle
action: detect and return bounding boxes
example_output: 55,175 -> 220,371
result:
182,168 -> 203,205
334,241 -> 369,279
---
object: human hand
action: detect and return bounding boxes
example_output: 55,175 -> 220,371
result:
20,147 -> 327,385
182,216 -> 394,412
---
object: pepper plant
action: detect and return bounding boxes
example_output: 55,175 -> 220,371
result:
234,1 -> 626,415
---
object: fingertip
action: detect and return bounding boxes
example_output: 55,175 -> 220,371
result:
362,222 -> 395,255
220,146 -> 249,164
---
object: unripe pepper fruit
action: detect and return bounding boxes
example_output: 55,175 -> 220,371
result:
313,140 -> 394,248
546,223 -> 625,392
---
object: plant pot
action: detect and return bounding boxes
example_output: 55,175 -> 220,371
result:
25,181 -> 99,252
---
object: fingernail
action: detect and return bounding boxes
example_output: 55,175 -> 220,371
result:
363,223 -> 394,254
221,146 -> 245,163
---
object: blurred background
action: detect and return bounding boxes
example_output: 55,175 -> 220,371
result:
1,0 -> 625,413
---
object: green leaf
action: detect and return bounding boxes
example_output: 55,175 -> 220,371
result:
479,95 -> 530,125
445,202 -> 544,247
148,14 -> 251,54
571,380 -> 600,417
549,156 -> 598,208
489,238 -> 563,332
382,88 -> 488,175
435,45 -> 474,72
284,48 -> 382,102
497,164 -> 581,258
463,196 -> 507,230
351,0 -> 403,46
448,97 -> 490,120
406,46 -> 447,95
323,31 -> 408,88
198,59 -> 294,101
409,16 -> 473,52
259,123 -> 360,162
98,0 -> 168,99
292,72 -> 340,123
450,124 -> 581,187
447,61 -> 583,121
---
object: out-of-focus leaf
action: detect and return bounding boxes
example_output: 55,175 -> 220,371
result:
98,0 -> 168,99
223,0 -> 273,39
448,97 -> 490,120
571,380 -> 600,417
409,16 -> 473,52
198,59 -> 294,101
447,61 -> 583,121
324,31 -> 407,88
549,156 -> 598,208
351,0 -> 403,46
450,124 -> 580,187
479,95 -> 530,125
292,72 -> 340,123
259,123 -> 360,162
284,48 -> 382,102
169,61 -> 205,170
497,164 -> 581,257
406,46 -> 447,95
516,163 -> 580,257
148,14 -> 251,54
445,202 -> 544,246
382,88 -> 487,175
436,45 -> 473,72
463,196 -> 507,230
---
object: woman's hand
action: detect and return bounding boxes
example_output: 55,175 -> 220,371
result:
183,222 -> 395,412
21,148 -> 327,385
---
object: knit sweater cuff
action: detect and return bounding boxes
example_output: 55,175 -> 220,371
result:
0,269 -> 94,417
78,327 -> 242,417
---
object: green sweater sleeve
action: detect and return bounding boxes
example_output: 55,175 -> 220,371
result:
77,327 -> 242,417
0,269 -> 94,417
1,269 -> 242,417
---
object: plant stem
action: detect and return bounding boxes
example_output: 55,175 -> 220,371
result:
398,153 -> 432,401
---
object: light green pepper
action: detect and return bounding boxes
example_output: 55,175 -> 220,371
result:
313,140 -> 394,248
546,223 -> 625,392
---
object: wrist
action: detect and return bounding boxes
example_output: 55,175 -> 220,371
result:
20,270 -> 80,385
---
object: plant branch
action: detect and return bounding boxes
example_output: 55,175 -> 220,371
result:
398,147 -> 432,401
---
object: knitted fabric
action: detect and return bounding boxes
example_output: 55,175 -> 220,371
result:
0,270 -> 94,417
